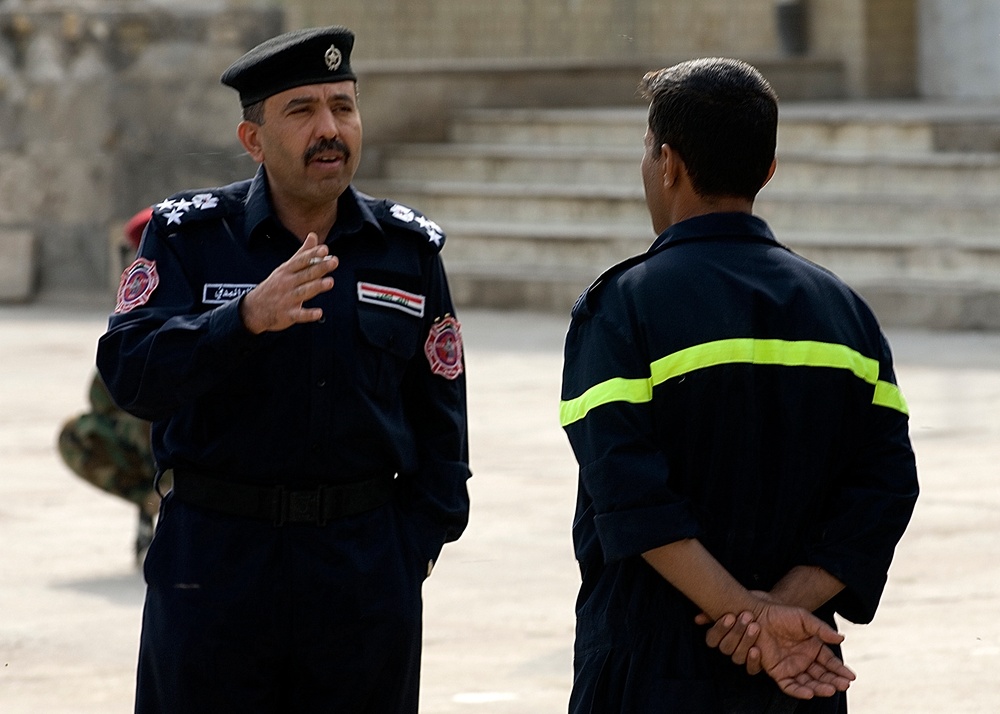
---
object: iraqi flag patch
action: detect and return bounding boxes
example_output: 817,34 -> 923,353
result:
424,316 -> 464,380
115,258 -> 159,314
357,282 -> 426,318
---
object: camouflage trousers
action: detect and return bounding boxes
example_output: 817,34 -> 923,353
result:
58,372 -> 159,514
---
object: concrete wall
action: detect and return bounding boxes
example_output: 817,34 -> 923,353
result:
290,0 -> 784,62
0,4 -> 280,297
287,0 -> 918,99
920,0 -> 1000,99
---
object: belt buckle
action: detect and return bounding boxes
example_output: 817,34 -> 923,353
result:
287,489 -> 319,524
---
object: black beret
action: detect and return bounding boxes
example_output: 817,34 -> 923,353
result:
220,26 -> 357,107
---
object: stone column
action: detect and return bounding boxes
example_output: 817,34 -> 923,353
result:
919,0 -> 1000,99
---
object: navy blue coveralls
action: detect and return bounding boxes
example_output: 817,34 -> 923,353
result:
560,213 -> 918,713
97,167 -> 471,713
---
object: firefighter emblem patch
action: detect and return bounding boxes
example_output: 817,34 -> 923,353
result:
424,316 -> 464,380
115,258 -> 159,314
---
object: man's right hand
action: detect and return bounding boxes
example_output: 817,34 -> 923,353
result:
697,597 -> 855,699
239,232 -> 338,334
750,603 -> 855,699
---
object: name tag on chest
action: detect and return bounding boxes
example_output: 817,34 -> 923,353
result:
202,283 -> 256,305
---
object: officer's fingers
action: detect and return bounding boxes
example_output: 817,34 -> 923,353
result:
305,254 -> 338,275
294,232 -> 319,254
718,612 -> 754,657
287,233 -> 329,270
704,613 -> 736,649
729,621 -> 760,666
292,305 -> 325,324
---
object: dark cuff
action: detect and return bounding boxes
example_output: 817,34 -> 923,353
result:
595,501 -> 701,563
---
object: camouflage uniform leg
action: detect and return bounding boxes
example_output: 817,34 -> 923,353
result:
58,412 -> 156,509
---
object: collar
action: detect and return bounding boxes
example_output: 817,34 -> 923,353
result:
244,165 -> 385,245
650,212 -> 779,253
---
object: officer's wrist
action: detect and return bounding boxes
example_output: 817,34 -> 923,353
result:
238,291 -> 265,335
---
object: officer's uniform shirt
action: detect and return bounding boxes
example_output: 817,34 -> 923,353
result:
98,166 -> 470,549
560,212 -> 918,712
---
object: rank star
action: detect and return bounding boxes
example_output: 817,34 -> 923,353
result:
173,198 -> 193,212
155,199 -> 176,212
415,216 -> 442,234
427,230 -> 443,246
390,204 -> 415,222
164,209 -> 185,225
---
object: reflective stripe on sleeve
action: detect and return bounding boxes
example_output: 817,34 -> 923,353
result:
873,379 -> 909,414
560,338 -> 909,427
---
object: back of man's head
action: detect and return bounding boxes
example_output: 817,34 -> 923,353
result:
641,58 -> 778,202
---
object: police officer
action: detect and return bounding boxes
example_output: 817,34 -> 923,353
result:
559,58 -> 917,712
97,26 -> 471,713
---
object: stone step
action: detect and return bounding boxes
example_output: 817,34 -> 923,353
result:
371,101 -> 1000,328
437,219 -> 1000,286
382,143 -> 642,186
361,178 -> 1000,237
757,189 -> 1000,237
359,178 -> 649,226
446,262 -> 1000,330
449,102 -> 1000,154
777,101 -> 1000,153
784,232 -> 1000,286
769,151 -> 1000,198
448,108 -> 646,148
383,142 -> 1000,198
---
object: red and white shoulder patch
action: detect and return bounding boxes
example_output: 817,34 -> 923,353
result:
424,315 -> 464,380
115,258 -> 159,314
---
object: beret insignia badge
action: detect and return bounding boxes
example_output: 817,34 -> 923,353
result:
324,45 -> 343,71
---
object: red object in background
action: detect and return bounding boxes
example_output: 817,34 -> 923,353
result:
124,207 -> 154,250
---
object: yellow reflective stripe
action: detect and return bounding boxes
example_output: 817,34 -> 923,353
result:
558,376 -> 652,428
873,380 -> 909,415
560,338 -> 906,427
649,339 -> 879,387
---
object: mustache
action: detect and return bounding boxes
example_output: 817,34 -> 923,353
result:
303,138 -> 351,165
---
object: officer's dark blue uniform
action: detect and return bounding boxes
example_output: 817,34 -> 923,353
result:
560,212 -> 918,713
97,26 -> 470,714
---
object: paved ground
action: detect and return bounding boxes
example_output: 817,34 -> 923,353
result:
1,298 -> 998,713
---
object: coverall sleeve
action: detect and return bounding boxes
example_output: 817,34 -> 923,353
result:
96,218 -> 265,422
398,255 -> 471,558
561,308 -> 702,563
805,332 -> 919,623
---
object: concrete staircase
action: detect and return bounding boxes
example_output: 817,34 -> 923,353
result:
358,102 -> 1000,329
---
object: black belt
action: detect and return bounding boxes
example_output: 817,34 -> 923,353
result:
169,470 -> 395,526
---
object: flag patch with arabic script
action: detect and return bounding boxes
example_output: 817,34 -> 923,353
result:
357,282 -> 426,318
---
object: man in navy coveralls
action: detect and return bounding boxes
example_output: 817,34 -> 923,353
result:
97,26 -> 471,713
559,58 -> 917,713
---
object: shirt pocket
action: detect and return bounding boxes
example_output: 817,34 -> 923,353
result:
357,304 -> 422,404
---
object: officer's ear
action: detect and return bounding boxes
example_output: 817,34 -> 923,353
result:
762,157 -> 778,188
662,143 -> 684,189
238,121 -> 265,165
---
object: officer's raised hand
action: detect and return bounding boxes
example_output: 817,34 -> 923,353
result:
239,232 -> 338,334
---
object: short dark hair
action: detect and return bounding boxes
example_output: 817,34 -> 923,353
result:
641,58 -> 778,201
242,100 -> 265,124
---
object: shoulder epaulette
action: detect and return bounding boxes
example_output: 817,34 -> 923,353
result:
149,183 -> 247,231
367,197 -> 446,253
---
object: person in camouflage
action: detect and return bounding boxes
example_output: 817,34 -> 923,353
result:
57,208 -> 160,563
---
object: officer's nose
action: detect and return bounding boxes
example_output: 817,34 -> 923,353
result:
314,107 -> 340,140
